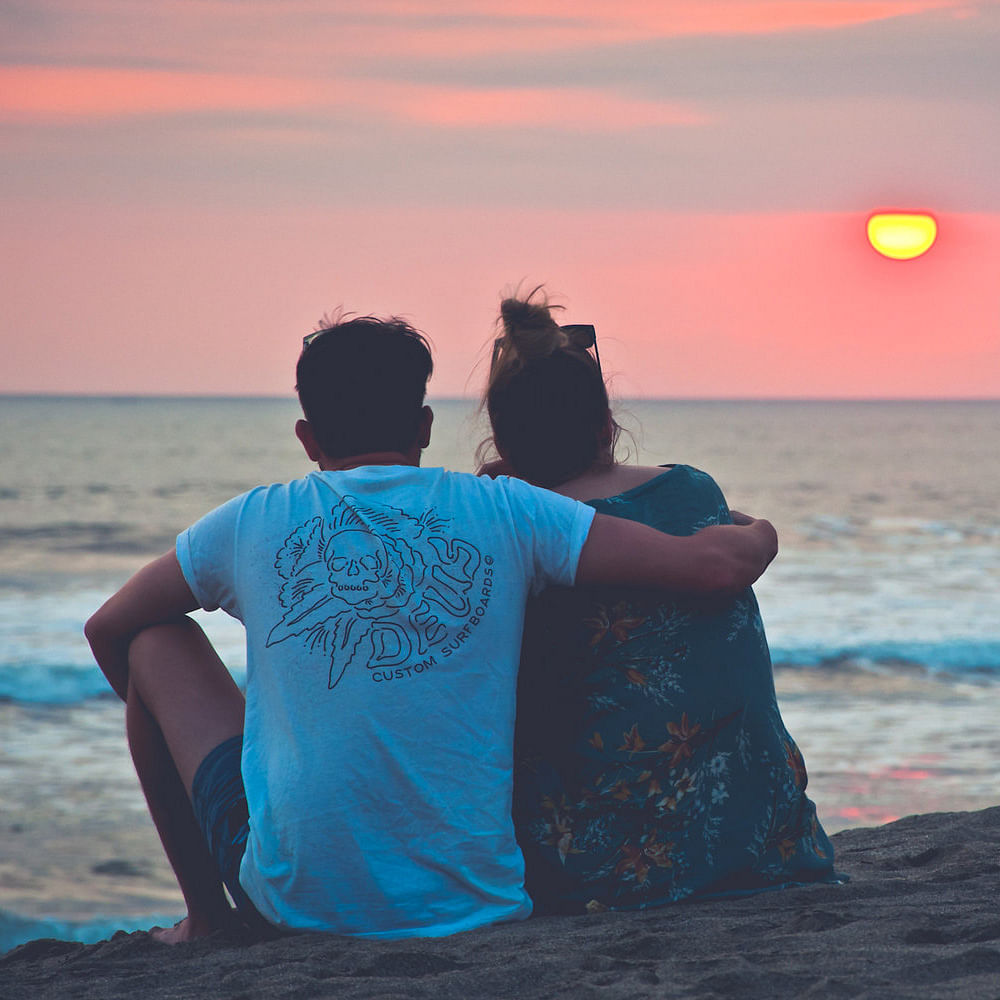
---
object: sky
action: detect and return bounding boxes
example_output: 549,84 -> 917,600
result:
2,0 -> 998,398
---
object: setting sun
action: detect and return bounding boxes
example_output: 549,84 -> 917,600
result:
867,212 -> 937,260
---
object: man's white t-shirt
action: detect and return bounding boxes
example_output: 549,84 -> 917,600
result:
176,465 -> 595,938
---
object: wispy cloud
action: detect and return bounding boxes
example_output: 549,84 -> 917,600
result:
467,0 -> 963,38
367,84 -> 707,129
0,67 -> 316,120
2,0 -> 968,73
0,66 -> 707,131
1,1 -> 995,212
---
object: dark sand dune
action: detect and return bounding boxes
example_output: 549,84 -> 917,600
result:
3,808 -> 999,1000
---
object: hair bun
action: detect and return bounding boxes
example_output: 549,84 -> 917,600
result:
497,289 -> 567,364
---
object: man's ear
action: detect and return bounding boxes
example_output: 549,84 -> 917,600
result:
417,406 -> 433,449
295,419 -> 323,463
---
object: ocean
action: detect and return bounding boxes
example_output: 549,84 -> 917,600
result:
1,395 -> 998,953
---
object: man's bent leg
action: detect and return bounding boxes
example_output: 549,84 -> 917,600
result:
126,617 -> 246,943
126,687 -> 234,941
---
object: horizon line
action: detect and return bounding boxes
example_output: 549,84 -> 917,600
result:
1,392 -> 998,404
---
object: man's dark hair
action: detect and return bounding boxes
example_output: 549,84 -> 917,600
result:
296,315 -> 434,459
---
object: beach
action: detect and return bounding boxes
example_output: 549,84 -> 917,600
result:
3,807 -> 999,999
1,396 -> 998,972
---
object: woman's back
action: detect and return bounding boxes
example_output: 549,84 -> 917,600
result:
514,464 -> 837,913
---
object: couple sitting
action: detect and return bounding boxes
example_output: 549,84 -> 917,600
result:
85,290 -> 835,944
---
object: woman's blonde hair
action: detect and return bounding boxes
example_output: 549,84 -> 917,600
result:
481,286 -> 622,487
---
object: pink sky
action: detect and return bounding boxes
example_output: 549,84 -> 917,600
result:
2,0 -> 997,397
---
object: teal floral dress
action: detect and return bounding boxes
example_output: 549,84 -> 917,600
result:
513,465 -> 838,915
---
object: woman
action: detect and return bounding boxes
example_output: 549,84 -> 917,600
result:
481,290 -> 838,915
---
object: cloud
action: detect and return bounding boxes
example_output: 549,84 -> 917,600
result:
2,0 -> 967,74
2,84 -> 995,214
0,65 -> 706,132
354,84 -> 707,130
462,0 -> 960,38
0,67 -> 318,120
5,2 -> 992,114
363,4 -> 1000,106
1,1 -> 996,213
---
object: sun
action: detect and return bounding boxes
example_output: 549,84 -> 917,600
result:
867,213 -> 937,260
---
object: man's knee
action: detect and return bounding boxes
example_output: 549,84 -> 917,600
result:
127,617 -> 201,681
129,617 -> 198,655
125,618 -> 244,787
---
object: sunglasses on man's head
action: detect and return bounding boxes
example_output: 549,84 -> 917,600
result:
491,323 -> 601,374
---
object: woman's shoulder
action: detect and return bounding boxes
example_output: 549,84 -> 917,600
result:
589,464 -> 674,499
554,464 -> 678,503
591,464 -> 722,503
589,464 -> 730,535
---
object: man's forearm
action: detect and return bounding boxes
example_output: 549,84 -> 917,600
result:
575,513 -> 777,593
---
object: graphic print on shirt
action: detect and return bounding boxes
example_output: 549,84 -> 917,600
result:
266,496 -> 492,689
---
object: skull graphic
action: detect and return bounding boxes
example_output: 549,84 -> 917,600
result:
325,529 -> 390,606
268,497 -> 481,690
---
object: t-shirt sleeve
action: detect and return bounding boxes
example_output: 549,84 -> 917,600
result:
175,493 -> 247,619
500,478 -> 596,595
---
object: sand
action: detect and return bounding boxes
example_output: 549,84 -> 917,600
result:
2,807 -> 999,1000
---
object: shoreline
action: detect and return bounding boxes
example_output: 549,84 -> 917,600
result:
3,807 -> 999,999
3,665 -> 998,942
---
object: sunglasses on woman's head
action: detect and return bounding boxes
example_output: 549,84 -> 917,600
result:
302,328 -> 330,349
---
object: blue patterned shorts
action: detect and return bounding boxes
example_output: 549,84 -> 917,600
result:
191,734 -> 271,930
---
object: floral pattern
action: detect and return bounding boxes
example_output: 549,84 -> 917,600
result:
513,466 -> 837,914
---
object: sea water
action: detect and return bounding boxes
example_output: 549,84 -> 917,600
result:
1,396 -> 998,952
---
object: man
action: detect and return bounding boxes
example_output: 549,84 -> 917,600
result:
85,315 -> 777,943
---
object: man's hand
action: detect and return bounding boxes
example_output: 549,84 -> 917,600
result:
575,512 -> 777,594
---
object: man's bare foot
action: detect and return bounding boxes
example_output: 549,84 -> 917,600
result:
150,911 -> 230,945
150,917 -> 195,945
